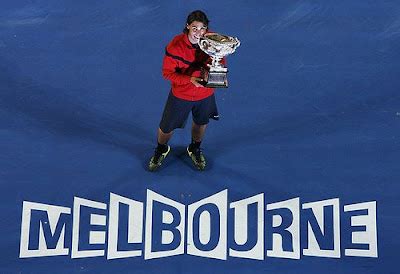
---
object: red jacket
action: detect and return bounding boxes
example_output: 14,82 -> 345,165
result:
162,33 -> 214,101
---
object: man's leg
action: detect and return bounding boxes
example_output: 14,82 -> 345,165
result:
191,122 -> 206,142
158,128 -> 173,144
149,91 -> 193,171
187,122 -> 207,170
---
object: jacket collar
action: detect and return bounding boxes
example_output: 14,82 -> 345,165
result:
183,33 -> 197,49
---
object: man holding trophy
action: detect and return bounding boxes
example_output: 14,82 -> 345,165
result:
148,10 -> 240,171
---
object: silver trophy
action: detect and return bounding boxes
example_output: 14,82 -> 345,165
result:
198,32 -> 240,88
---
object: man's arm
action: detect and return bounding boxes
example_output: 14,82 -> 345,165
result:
162,54 -> 192,85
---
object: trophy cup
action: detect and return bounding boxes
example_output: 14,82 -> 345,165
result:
198,33 -> 240,88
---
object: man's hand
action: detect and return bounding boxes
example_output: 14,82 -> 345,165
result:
190,77 -> 204,87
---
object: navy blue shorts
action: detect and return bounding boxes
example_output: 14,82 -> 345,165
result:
159,92 -> 219,133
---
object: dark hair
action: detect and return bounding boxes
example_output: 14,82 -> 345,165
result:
183,10 -> 209,33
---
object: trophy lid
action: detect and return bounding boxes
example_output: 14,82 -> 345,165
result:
203,33 -> 239,46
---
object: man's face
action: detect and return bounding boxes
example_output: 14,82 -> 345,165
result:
187,21 -> 207,44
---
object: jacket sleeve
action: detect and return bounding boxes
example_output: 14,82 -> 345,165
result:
162,54 -> 191,85
219,57 -> 227,66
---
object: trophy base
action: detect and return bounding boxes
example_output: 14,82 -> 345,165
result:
202,70 -> 228,88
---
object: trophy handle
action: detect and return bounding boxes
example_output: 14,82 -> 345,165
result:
200,39 -> 209,51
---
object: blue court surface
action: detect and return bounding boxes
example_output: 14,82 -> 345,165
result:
1,1 -> 399,273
